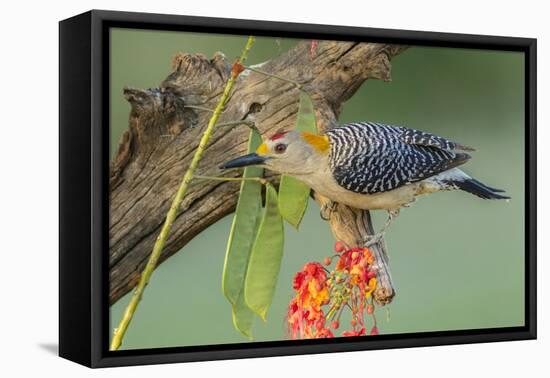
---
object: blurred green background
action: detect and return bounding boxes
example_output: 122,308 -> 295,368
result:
109,28 -> 525,350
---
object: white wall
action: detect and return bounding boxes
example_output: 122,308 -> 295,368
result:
0,0 -> 546,376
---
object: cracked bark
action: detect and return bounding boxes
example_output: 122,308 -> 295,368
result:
109,40 -> 407,305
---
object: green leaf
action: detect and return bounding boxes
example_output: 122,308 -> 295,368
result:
278,176 -> 310,229
231,292 -> 255,339
278,90 -> 317,228
222,129 -> 264,306
244,184 -> 285,320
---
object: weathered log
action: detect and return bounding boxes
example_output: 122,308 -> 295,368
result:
109,40 -> 407,305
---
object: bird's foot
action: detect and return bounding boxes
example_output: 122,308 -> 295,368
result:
361,209 -> 400,247
362,232 -> 386,247
402,198 -> 416,208
387,208 -> 401,219
320,201 -> 338,221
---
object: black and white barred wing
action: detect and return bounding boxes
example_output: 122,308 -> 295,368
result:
399,127 -> 475,151
327,122 -> 472,194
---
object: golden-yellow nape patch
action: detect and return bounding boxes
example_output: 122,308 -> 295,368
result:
256,143 -> 268,155
301,132 -> 330,154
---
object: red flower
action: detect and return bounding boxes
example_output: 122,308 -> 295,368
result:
342,328 -> 366,337
334,241 -> 346,253
288,245 -> 380,340
304,262 -> 325,279
293,271 -> 305,290
288,262 -> 331,339
314,327 -> 334,338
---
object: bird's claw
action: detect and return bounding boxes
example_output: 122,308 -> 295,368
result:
361,209 -> 400,247
362,232 -> 385,247
320,201 -> 337,221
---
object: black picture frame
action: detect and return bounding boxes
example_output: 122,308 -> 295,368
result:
59,9 -> 537,368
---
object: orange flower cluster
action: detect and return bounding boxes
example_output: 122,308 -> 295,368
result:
288,242 -> 380,339
287,262 -> 333,339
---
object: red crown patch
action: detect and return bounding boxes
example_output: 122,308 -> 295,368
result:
270,132 -> 288,141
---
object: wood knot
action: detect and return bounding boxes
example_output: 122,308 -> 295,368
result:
366,53 -> 392,82
373,286 -> 395,306
171,52 -> 210,73
163,52 -> 228,96
211,52 -> 232,81
123,87 -> 186,118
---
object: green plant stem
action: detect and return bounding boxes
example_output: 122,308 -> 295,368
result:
244,65 -> 302,89
110,36 -> 255,351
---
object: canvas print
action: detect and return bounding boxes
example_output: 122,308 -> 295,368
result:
108,29 -> 525,351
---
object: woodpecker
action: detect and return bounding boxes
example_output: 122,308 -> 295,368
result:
221,122 -> 509,242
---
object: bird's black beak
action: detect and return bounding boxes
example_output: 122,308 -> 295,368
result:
220,153 -> 268,169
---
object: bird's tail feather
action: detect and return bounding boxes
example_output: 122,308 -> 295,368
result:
452,179 -> 510,200
469,178 -> 506,193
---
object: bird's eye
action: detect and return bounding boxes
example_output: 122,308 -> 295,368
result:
274,143 -> 287,154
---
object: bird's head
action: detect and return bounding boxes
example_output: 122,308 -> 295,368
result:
220,130 -> 330,176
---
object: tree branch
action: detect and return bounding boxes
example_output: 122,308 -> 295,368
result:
109,40 -> 407,305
